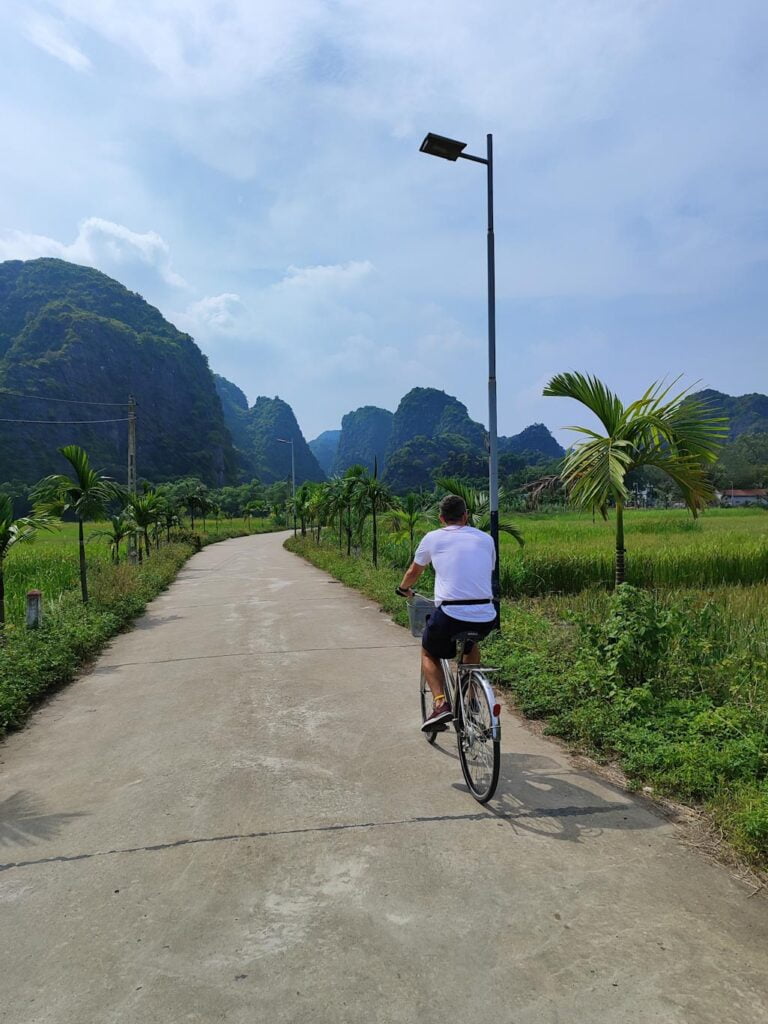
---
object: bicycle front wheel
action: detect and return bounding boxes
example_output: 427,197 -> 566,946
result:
457,671 -> 500,803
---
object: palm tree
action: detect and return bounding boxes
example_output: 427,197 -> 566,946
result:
210,501 -> 221,534
178,481 -> 207,529
543,373 -> 727,585
90,512 -> 136,564
294,482 -> 315,537
0,496 -> 54,628
322,477 -> 347,551
355,459 -> 396,568
302,485 -> 327,543
127,492 -> 162,560
386,492 -> 429,559
341,466 -> 366,556
435,477 -> 524,547
157,498 -> 181,543
33,445 -> 121,604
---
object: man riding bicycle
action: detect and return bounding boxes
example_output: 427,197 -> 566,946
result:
396,494 -> 497,731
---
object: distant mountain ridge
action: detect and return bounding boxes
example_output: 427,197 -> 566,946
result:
0,258 -> 236,486
333,406 -> 393,475
214,377 -> 324,484
308,387 -> 564,491
692,389 -> 768,440
308,430 -> 341,475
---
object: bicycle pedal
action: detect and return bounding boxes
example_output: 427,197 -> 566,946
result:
430,721 -> 450,732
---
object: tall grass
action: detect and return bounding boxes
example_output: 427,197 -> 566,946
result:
368,508 -> 768,595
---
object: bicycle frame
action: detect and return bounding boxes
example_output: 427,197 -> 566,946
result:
439,644 -> 501,743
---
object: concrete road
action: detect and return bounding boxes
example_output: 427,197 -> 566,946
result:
1,533 -> 766,1024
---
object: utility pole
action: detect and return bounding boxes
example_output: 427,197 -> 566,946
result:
127,395 -> 138,562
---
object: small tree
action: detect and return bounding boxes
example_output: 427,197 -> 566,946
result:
386,492 -> 429,560
33,446 -> 121,604
90,512 -> 135,564
435,477 -> 524,547
127,492 -> 162,560
544,373 -> 727,586
0,496 -> 54,628
341,466 -> 366,556
355,460 -> 396,568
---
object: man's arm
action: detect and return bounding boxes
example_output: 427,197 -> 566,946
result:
397,560 -> 427,596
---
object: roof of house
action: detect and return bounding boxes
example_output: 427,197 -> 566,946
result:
722,489 -> 768,497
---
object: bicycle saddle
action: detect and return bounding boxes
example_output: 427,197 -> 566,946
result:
454,631 -> 484,644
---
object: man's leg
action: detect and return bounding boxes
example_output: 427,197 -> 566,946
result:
421,648 -> 447,703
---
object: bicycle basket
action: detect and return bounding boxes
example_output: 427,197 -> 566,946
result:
407,594 -> 436,637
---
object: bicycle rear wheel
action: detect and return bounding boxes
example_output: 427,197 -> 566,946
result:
456,670 -> 500,803
419,668 -> 438,745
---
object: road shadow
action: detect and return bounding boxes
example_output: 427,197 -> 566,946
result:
457,752 -> 663,843
132,614 -> 183,631
0,791 -> 86,848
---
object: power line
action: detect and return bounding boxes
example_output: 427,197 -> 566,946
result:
0,389 -> 129,407
0,417 -> 131,424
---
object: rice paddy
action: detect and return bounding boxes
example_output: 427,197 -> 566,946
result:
498,507 -> 768,594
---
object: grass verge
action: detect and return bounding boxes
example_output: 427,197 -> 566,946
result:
286,534 -> 768,871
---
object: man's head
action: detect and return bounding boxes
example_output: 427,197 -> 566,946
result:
439,494 -> 468,525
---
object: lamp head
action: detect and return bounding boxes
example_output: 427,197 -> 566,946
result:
419,132 -> 467,161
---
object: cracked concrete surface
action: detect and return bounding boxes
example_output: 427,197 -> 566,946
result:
1,532 -> 766,1023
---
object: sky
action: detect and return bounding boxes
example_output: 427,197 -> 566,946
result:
1,0 -> 766,445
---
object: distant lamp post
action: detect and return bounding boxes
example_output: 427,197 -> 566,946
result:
420,131 -> 500,616
277,437 -> 296,536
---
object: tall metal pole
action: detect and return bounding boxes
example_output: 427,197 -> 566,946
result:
127,394 -> 138,563
290,441 -> 296,537
485,134 -> 500,618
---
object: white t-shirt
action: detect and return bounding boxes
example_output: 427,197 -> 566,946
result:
413,525 -> 496,622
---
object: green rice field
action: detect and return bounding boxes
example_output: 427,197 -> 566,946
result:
498,507 -> 768,594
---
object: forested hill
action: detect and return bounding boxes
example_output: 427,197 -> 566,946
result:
308,430 -> 341,475
310,387 -> 564,491
214,377 -> 325,484
0,259 -> 236,486
692,389 -> 768,439
333,406 -> 393,475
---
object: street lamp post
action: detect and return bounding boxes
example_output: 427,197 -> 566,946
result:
419,131 -> 500,617
277,437 -> 296,536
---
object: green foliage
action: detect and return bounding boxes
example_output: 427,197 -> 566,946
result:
544,373 -> 728,585
713,431 -> 768,490
434,476 -> 524,547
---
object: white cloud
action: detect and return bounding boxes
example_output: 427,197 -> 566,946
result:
274,261 -> 374,293
24,13 -> 91,72
183,293 -> 244,332
0,218 -> 188,288
3,0 -> 767,440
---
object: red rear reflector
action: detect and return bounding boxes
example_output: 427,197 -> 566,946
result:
493,704 -> 501,717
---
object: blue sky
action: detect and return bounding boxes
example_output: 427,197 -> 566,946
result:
1,0 -> 766,444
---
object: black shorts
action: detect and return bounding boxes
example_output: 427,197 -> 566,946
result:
421,606 -> 497,660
